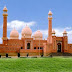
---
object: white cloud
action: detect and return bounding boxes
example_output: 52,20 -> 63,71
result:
55,28 -> 72,43
0,20 -> 36,43
32,30 -> 48,40
67,30 -> 72,43
54,28 -> 63,36
0,19 -> 72,44
32,27 -> 72,43
40,30 -> 48,39
32,28 -> 64,40
65,27 -> 71,30
0,38 -> 2,44
19,33 -> 21,39
7,20 -> 36,30
7,20 -> 36,39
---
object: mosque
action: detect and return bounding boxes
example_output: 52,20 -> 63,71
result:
0,6 -> 72,57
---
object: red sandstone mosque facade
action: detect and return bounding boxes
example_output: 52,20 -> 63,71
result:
0,6 -> 72,57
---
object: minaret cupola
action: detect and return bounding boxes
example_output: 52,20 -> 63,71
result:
48,10 -> 52,19
3,6 -> 8,16
63,30 -> 67,36
52,29 -> 55,36
48,10 -> 52,15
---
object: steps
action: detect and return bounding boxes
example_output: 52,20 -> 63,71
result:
50,52 -> 72,56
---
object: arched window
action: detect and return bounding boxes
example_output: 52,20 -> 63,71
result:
34,47 -> 36,49
21,47 -> 23,49
40,47 -> 43,49
38,47 -> 43,49
27,43 -> 30,49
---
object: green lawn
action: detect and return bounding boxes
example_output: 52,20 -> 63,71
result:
0,57 -> 72,72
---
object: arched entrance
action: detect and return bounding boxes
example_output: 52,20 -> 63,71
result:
6,53 -> 8,57
57,43 -> 61,52
18,53 -> 20,57
27,43 -> 30,49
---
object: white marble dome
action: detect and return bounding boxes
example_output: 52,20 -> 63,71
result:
34,30 -> 43,40
21,25 -> 32,38
10,28 -> 19,39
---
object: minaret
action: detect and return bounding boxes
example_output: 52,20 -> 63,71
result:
2,6 -> 8,40
63,30 -> 68,52
52,29 -> 56,52
48,10 -> 52,37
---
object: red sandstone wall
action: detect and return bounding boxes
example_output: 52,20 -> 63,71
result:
7,39 -> 23,53
0,39 -> 47,56
68,44 -> 72,53
33,40 -> 47,49
0,39 -> 23,53
52,36 -> 57,53
43,43 -> 52,56
20,49 -> 43,53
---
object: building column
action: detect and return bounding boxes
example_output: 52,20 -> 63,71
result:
2,6 -> 8,45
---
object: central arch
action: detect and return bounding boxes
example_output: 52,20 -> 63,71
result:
27,43 -> 30,49
57,43 -> 61,52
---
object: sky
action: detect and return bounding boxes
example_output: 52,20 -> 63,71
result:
0,0 -> 72,43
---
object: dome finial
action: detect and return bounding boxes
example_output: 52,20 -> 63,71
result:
48,10 -> 52,15
44,37 -> 45,40
26,24 -> 27,26
14,24 -> 16,30
63,29 -> 67,36
3,6 -> 8,12
63,29 -> 67,34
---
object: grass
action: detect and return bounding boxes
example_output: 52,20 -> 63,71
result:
0,57 -> 72,72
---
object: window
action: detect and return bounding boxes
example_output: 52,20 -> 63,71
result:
40,47 -> 43,49
21,47 -> 23,49
34,47 -> 36,49
38,47 -> 43,49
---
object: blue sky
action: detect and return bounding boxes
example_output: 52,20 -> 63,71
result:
0,0 -> 72,43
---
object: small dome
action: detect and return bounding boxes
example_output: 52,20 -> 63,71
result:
3,6 -> 8,12
10,28 -> 19,39
34,30 -> 43,40
52,29 -> 55,34
21,25 -> 32,38
63,30 -> 67,34
48,10 -> 52,15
